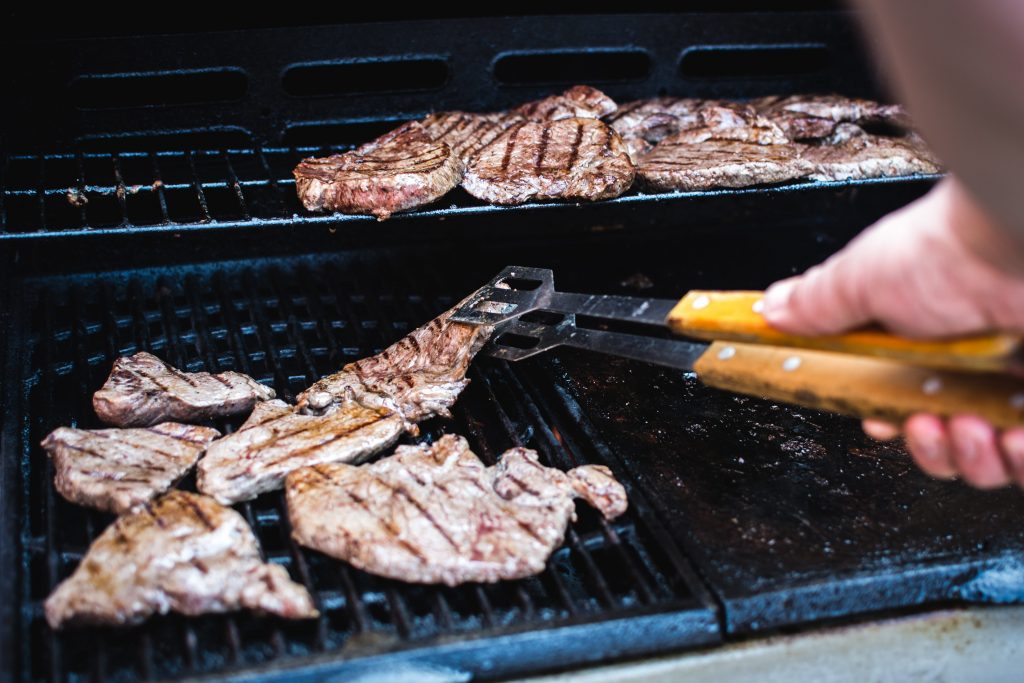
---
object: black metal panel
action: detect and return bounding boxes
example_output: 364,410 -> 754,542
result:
4,248 -> 720,683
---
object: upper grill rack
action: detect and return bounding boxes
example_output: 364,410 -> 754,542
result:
11,253 -> 717,683
0,145 -> 940,240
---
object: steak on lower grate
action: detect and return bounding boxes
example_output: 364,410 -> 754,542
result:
636,137 -> 812,191
286,434 -> 627,585
92,352 -> 275,427
462,118 -> 635,204
44,491 -> 318,629
293,121 -> 462,220
41,422 -> 220,515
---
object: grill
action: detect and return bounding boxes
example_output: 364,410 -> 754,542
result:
4,8 -> 1024,683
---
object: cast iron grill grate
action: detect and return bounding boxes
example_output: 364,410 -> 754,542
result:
15,254 -> 718,683
0,142 -> 941,240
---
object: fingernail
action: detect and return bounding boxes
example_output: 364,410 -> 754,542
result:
959,434 -> 978,462
763,279 -> 797,319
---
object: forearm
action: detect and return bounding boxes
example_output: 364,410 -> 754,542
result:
859,0 -> 1024,250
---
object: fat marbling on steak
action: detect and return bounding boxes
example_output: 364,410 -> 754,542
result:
637,136 -> 813,191
93,351 -> 275,427
296,301 -> 493,426
45,491 -> 318,629
41,422 -> 220,515
286,434 -> 628,585
293,121 -> 461,220
197,399 -> 405,505
462,118 -> 635,205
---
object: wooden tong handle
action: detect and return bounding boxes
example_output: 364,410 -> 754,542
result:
670,291 -> 1023,373
695,342 -> 1024,428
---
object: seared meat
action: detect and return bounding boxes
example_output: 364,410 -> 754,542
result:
513,85 -> 618,121
293,121 -> 461,220
420,111 -> 521,167
286,434 -> 627,585
606,97 -> 703,160
462,118 -> 635,204
41,422 -> 219,515
93,352 -> 275,428
197,399 -> 404,505
754,94 -> 911,140
296,302 -> 493,426
637,136 -> 812,191
45,491 -> 318,629
802,125 -> 941,181
673,101 -> 788,146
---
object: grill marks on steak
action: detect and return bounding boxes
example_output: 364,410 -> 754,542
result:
293,121 -> 461,220
802,125 -> 941,181
462,118 -> 635,204
420,111 -> 518,167
44,491 -> 318,629
197,399 -> 404,505
41,422 -> 220,515
286,434 -> 627,585
93,351 -> 275,427
296,303 -> 493,426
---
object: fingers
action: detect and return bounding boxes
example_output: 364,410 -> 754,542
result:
862,419 -> 901,441
893,414 -> 1014,489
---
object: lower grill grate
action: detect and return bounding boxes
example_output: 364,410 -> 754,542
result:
12,252 -> 717,682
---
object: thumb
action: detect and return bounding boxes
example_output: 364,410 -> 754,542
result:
761,253 -> 875,335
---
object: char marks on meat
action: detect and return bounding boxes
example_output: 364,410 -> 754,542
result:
41,422 -> 220,515
673,101 -> 788,146
197,399 -> 404,505
45,491 -> 318,629
637,137 -> 812,191
296,302 -> 493,425
420,111 -> 520,166
802,125 -> 941,181
462,118 -> 635,205
286,434 -> 628,585
293,121 -> 461,220
93,352 -> 275,428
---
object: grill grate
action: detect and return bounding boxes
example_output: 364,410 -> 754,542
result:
14,253 -> 717,683
0,144 -> 941,240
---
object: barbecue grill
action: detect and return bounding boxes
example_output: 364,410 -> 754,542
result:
4,7 -> 1024,683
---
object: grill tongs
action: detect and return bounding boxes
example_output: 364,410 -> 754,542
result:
452,266 -> 1024,428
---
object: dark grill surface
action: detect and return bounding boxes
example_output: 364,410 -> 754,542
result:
9,252 -> 719,683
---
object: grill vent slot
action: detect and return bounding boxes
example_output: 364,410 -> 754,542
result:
282,119 -> 415,148
282,58 -> 449,97
679,44 -> 830,79
70,69 -> 248,109
493,49 -> 651,85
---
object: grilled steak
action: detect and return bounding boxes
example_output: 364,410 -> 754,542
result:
420,111 -> 520,167
802,125 -> 941,181
197,399 -> 404,505
754,94 -> 911,140
513,84 -> 618,121
462,118 -> 635,204
93,351 -> 275,427
606,97 -> 703,160
44,491 -> 318,629
286,434 -> 628,585
296,302 -> 493,426
41,422 -> 219,515
293,121 -> 461,220
637,136 -> 812,191
673,101 -> 788,146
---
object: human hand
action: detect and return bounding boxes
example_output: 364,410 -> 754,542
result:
761,177 -> 1024,488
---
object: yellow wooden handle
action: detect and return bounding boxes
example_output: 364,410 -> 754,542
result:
694,341 -> 1024,428
670,290 -> 1023,373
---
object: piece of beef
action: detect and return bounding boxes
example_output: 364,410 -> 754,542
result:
293,121 -> 461,220
197,399 -> 404,505
801,124 -> 942,181
672,101 -> 789,145
605,97 -> 703,160
512,84 -> 618,121
286,434 -> 627,585
420,111 -> 521,167
296,302 -> 493,427
93,352 -> 275,428
44,491 -> 318,629
41,422 -> 220,515
754,94 -> 912,140
636,136 -> 813,191
462,118 -> 635,204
